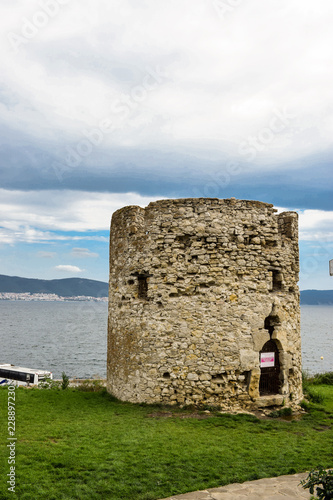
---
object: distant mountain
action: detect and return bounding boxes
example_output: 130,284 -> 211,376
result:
0,275 -> 108,297
300,289 -> 333,305
0,275 -> 332,303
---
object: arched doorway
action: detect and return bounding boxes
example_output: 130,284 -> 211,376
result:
259,340 -> 280,395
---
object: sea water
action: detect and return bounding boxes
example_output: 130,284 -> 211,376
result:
0,301 -> 331,379
0,301 -> 107,379
300,305 -> 332,375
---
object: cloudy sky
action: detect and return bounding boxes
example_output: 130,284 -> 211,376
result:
0,0 -> 332,289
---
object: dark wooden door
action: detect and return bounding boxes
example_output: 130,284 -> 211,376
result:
259,340 -> 280,395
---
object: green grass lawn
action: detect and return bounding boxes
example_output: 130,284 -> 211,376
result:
1,384 -> 332,500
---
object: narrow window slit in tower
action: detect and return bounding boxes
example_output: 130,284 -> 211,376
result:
272,270 -> 283,291
138,275 -> 148,299
131,271 -> 152,300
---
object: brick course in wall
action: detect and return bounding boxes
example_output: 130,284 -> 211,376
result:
107,198 -> 303,410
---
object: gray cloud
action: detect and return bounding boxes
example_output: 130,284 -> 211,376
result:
1,0 -> 333,174
70,247 -> 99,258
0,0 -> 332,230
37,251 -> 57,258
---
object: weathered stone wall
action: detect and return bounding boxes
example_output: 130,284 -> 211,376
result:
107,198 -> 302,410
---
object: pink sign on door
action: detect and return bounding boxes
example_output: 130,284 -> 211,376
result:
260,352 -> 275,368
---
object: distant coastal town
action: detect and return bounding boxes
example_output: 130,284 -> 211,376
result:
0,292 -> 108,302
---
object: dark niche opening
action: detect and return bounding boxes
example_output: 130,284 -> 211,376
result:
138,275 -> 148,299
264,314 -> 280,338
242,370 -> 250,382
176,234 -> 192,247
272,270 -> 283,291
131,271 -> 152,300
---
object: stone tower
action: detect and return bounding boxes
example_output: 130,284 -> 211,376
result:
107,198 -> 302,410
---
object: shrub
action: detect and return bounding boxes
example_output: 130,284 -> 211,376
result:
268,407 -> 292,418
279,407 -> 292,417
303,370 -> 314,390
300,399 -> 311,410
305,387 -> 325,405
312,373 -> 333,386
301,468 -> 333,500
75,379 -> 105,392
61,372 -> 70,390
303,370 -> 312,383
303,371 -> 333,388
38,377 -> 60,390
